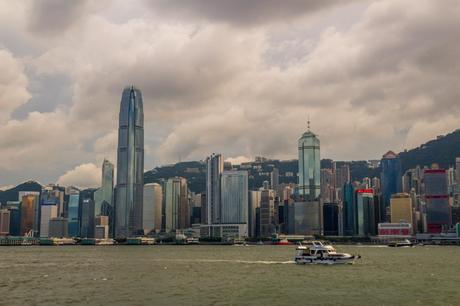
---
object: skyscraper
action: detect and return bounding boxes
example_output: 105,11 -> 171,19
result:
424,169 -> 450,233
381,151 -> 402,214
143,183 -> 163,234
206,153 -> 223,224
20,194 -> 37,236
67,191 -> 80,237
115,86 -> 144,239
164,177 -> 188,232
220,171 -> 248,224
298,122 -> 320,200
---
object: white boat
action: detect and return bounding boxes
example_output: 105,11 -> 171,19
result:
294,241 -> 360,265
388,239 -> 413,247
186,237 -> 200,245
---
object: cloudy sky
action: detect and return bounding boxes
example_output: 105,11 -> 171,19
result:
1,0 -> 459,189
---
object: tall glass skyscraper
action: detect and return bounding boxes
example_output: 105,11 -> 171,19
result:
67,192 -> 80,237
298,124 -> 320,200
115,86 -> 144,239
220,171 -> 248,224
380,151 -> 402,215
206,153 -> 223,224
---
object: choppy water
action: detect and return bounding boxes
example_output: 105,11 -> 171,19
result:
1,245 -> 459,305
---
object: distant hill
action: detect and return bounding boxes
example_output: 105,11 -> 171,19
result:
0,180 -> 42,205
399,129 -> 460,171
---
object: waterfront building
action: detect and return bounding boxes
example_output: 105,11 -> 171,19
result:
288,201 -> 322,235
40,204 -> 58,237
356,189 -> 376,237
378,222 -> 412,237
41,185 -> 65,217
259,188 -> 277,238
248,190 -> 261,238
164,177 -> 188,232
390,193 -> 413,226
221,171 -> 248,224
80,198 -> 95,238
143,183 -> 163,234
48,217 -> 68,238
323,203 -> 339,236
0,209 -> 10,235
67,192 -> 80,237
4,201 -> 21,236
342,182 -> 356,236
380,151 -> 402,216
298,122 -> 320,201
95,215 -> 109,239
424,169 -> 450,233
18,191 -> 40,236
190,193 -> 203,225
206,153 -> 223,224
20,194 -> 37,236
115,86 -> 144,239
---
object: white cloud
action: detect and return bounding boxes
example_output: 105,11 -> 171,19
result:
56,163 -> 101,189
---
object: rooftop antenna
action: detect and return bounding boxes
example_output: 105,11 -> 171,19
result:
307,115 -> 311,132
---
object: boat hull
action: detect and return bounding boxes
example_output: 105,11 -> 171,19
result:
294,255 -> 358,265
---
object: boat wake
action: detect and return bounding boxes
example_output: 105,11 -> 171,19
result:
152,259 -> 295,265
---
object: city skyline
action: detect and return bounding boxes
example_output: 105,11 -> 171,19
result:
1,1 -> 460,188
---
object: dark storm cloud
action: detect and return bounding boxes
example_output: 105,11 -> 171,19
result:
148,0 -> 347,26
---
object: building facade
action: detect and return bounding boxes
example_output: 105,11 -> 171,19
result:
381,151 -> 402,214
424,169 -> 450,233
298,126 -> 320,201
115,86 -> 144,238
143,183 -> 163,234
206,153 -> 223,225
164,177 -> 188,232
220,171 -> 248,224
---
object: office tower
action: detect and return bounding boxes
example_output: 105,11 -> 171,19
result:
220,171 -> 248,224
95,215 -> 109,239
380,151 -> 402,215
48,217 -> 68,238
41,185 -> 65,217
0,209 -> 10,235
95,159 -> 115,224
20,194 -> 37,236
270,168 -> 280,194
323,203 -> 339,236
40,204 -> 58,237
342,182 -> 356,236
260,188 -> 276,237
298,123 -> 320,200
18,191 -> 40,236
115,86 -> 144,239
143,183 -> 163,234
289,201 -> 322,235
356,189 -> 375,237
190,193 -> 202,225
371,177 -> 381,192
447,167 -> 455,193
390,193 -> 413,225
424,169 -> 450,233
362,177 -> 371,189
164,177 -> 188,231
67,192 -> 80,237
5,202 -> 21,236
335,163 -> 350,188
80,198 -> 95,238
206,153 -> 223,225
320,168 -> 334,202
248,190 -> 261,238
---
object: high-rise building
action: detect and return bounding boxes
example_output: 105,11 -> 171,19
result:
95,159 -> 115,229
41,185 -> 65,217
20,194 -> 38,236
80,198 -> 95,238
424,169 -> 450,233
143,183 -> 163,234
40,204 -> 58,238
95,215 -> 109,239
270,168 -> 280,195
18,191 -> 40,236
248,190 -> 261,238
206,153 -> 223,224
260,188 -> 277,238
67,192 -> 80,237
320,168 -> 334,202
220,171 -> 248,224
298,123 -> 320,201
335,163 -> 351,190
164,177 -> 188,232
356,189 -> 376,237
0,209 -> 10,235
49,217 -> 68,238
5,202 -> 20,236
115,86 -> 144,239
342,182 -> 356,236
323,203 -> 339,236
390,193 -> 413,225
380,151 -> 402,214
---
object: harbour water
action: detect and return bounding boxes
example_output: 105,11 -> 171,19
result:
1,245 -> 459,305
